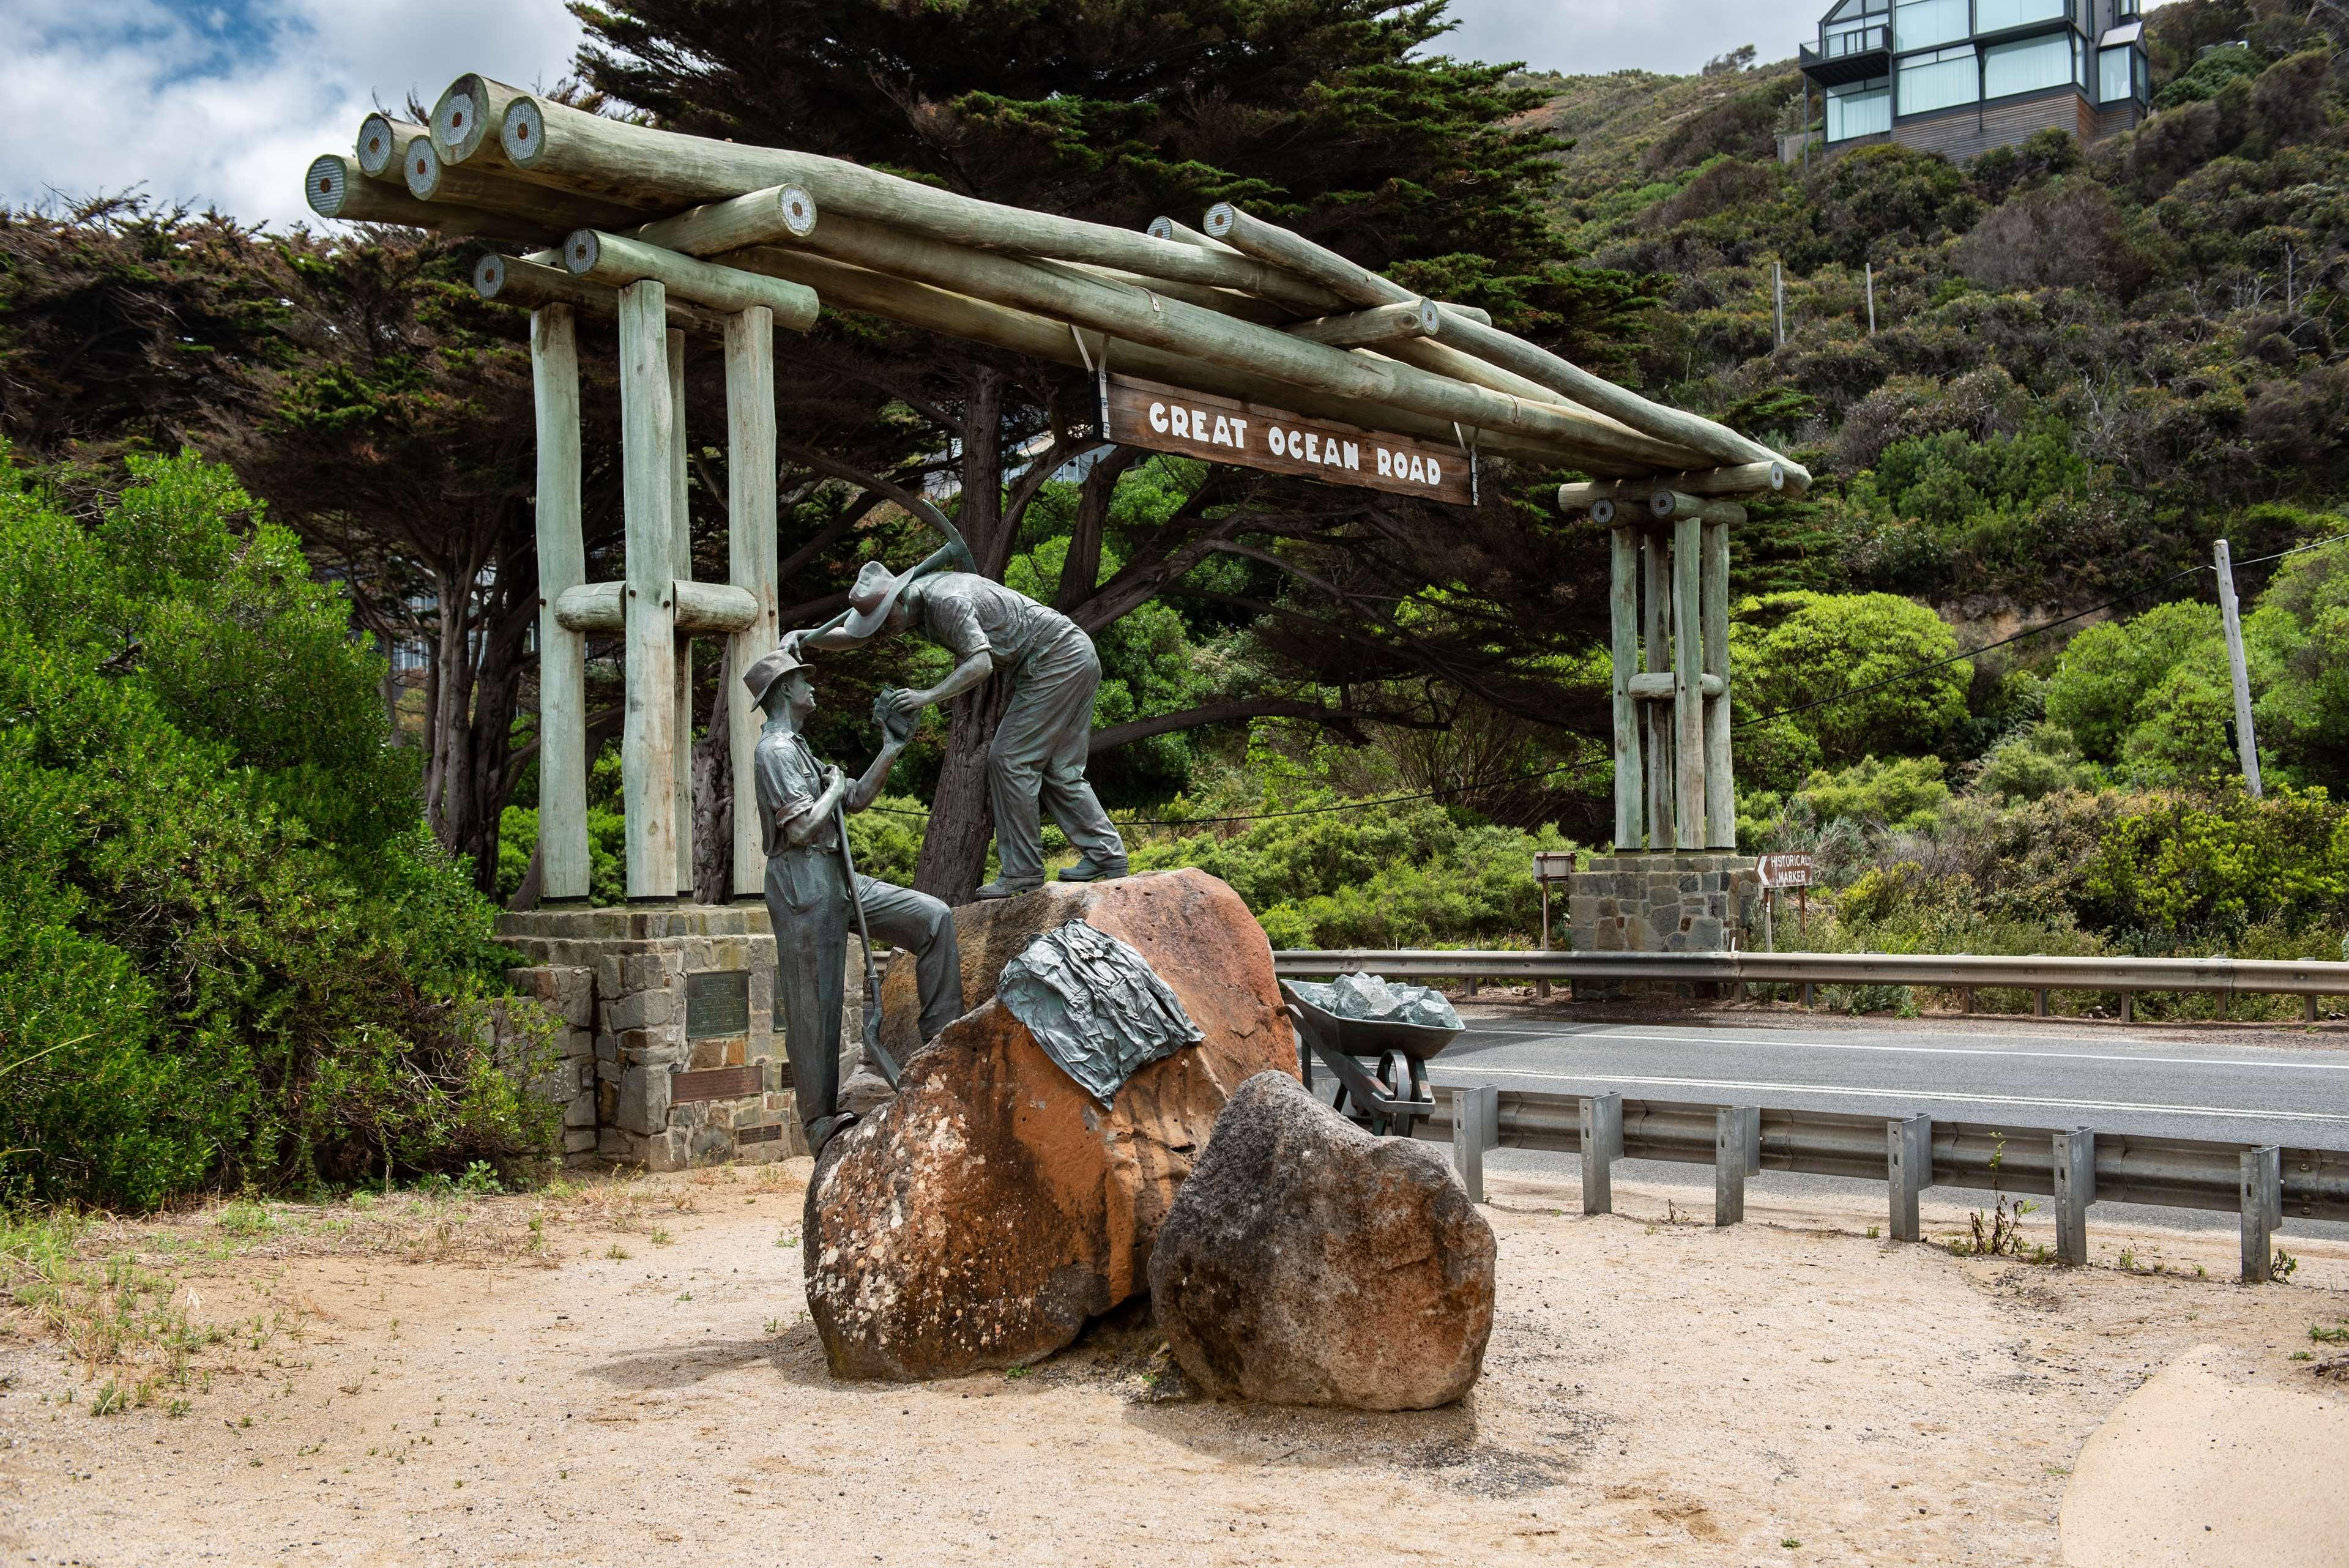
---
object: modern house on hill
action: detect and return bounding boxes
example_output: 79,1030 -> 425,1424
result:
1793,0 -> 2151,163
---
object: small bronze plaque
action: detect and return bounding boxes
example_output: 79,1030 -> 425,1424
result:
686,970 -> 750,1039
671,1064 -> 762,1104
735,1123 -> 782,1145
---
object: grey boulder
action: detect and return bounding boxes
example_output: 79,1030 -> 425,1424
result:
1148,1070 -> 1495,1410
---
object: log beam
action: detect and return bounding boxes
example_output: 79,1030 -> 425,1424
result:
1628,672 -> 1725,699
1557,464 -> 1800,510
564,230 -> 820,330
356,114 -> 426,182
1284,300 -> 1440,347
555,580 -> 759,634
474,255 -> 734,336
1204,203 -> 1804,482
742,212 -> 1706,473
305,154 -> 548,242
405,141 -> 651,230
430,75 -> 531,172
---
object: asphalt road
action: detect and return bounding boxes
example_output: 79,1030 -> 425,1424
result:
1420,1014 -> 2349,1239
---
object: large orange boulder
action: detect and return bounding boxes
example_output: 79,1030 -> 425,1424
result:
805,870 -> 1296,1380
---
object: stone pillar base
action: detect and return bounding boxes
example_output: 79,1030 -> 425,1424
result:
1565,854 -> 1760,984
499,904 -> 871,1171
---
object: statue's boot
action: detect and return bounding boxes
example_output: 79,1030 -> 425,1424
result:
1056,853 -> 1128,882
805,1111 -> 858,1160
974,877 -> 1044,900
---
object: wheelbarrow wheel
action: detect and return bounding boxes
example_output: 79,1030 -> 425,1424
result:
1373,1047 -> 1415,1137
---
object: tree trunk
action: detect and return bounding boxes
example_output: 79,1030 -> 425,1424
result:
913,367 -> 1012,904
691,644 -> 735,904
914,675 -> 1014,905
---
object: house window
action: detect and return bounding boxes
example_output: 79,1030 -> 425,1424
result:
1826,76 -> 1894,139
1823,0 -> 1890,55
1894,0 -> 1968,51
1899,44 -> 1980,113
2115,0 -> 2139,17
1976,0 -> 2068,32
1984,31 -> 2073,96
2098,43 -> 2143,102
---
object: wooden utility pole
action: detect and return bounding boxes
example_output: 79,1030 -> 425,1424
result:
1773,261 -> 1785,349
1865,263 -> 1876,335
530,305 -> 590,901
2214,538 -> 2263,798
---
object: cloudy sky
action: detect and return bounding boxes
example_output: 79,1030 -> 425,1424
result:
0,0 -> 2026,228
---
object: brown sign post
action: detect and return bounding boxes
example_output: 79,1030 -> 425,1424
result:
1103,374 -> 1473,505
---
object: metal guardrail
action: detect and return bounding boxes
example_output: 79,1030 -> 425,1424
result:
1412,1085 -> 2345,1283
1275,948 -> 2349,1020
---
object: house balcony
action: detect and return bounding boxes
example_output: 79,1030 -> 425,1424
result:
1799,26 -> 1891,86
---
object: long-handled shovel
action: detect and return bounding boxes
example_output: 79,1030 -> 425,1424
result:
834,800 -> 901,1089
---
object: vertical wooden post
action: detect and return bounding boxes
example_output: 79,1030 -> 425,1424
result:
1865,262 -> 1877,335
1772,260 -> 1785,349
2214,539 -> 2262,798
667,330 -> 694,896
1609,527 -> 1644,850
726,307 -> 778,901
617,281 -> 679,901
530,305 -> 590,902
1700,518 -> 1733,850
1672,513 -> 1705,851
1642,532 -> 1673,848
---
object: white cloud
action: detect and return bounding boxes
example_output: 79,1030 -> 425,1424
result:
0,0 -> 584,228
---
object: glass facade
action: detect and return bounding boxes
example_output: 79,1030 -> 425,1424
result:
1894,0 -> 1968,50
1975,0 -> 2068,32
1827,77 -> 1894,139
1899,44 -> 1979,113
1984,31 -> 2072,97
1822,0 -> 1891,55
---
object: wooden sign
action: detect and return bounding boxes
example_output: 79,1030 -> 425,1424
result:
1532,850 -> 1577,883
1757,853 -> 1814,890
1103,374 -> 1473,504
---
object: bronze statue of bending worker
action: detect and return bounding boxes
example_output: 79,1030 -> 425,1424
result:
743,645 -> 962,1157
790,561 -> 1130,901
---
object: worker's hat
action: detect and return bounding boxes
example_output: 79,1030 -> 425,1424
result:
841,558 -> 918,639
740,644 -> 809,709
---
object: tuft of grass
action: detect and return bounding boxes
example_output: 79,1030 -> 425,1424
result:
2310,1323 -> 2349,1344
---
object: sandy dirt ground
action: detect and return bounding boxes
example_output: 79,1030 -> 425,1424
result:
2,1161 -> 2345,1568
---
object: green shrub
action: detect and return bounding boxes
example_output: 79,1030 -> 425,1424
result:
1733,592 -> 1971,767
2076,784 -> 2349,940
1128,791 -> 1574,949
0,450 -> 556,1208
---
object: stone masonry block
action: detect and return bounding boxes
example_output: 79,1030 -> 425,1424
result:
617,1065 -> 670,1135
606,987 -> 675,1032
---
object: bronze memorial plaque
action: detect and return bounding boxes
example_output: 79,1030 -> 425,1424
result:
672,1064 -> 764,1104
685,970 -> 750,1039
1103,374 -> 1473,505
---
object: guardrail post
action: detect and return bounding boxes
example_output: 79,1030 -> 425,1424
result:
1453,1085 -> 1499,1203
2241,1145 -> 2281,1283
2034,988 -> 2049,1018
2053,1129 -> 2094,1265
2306,995 -> 2321,1024
1888,1114 -> 1931,1243
2118,991 -> 2132,1024
1960,986 -> 1974,1015
1800,982 -> 1814,1009
1715,1106 -> 1759,1226
1580,1093 -> 1623,1215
